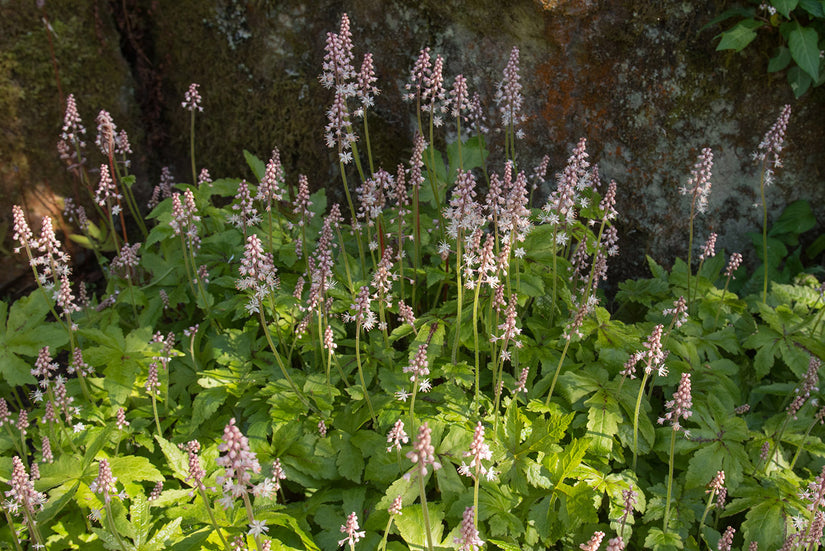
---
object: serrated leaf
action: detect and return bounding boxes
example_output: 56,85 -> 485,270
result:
190,386 -> 228,429
789,24 -> 820,81
335,435 -> 364,483
585,391 -> 622,455
155,435 -> 190,483
110,455 -> 164,486
145,516 -> 183,551
130,493 -> 152,546
644,527 -> 684,550
395,504 -> 445,548
741,499 -> 788,549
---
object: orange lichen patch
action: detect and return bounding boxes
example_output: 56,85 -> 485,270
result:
535,28 -> 615,146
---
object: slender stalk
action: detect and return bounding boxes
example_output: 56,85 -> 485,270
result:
419,473 -> 435,551
242,493 -> 264,551
632,370 -> 652,471
760,170 -> 769,303
686,200 -> 695,313
355,322 -> 377,425
697,487 -> 718,539
472,280 -> 483,412
190,109 -> 197,186
1,503 -> 24,551
198,487 -> 233,551
259,310 -> 313,412
544,338 -> 572,406
104,500 -> 129,551
452,232 -> 464,363
151,394 -> 162,437
662,428 -> 677,534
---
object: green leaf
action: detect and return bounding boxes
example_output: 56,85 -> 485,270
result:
446,135 -> 487,182
799,0 -> 825,16
769,199 -> 817,237
190,386 -> 228,430
789,24 -> 820,81
741,499 -> 788,549
716,19 -> 761,52
244,149 -> 266,181
788,64 -> 813,96
130,493 -> 152,546
110,455 -> 164,486
585,391 -> 622,455
335,434 -> 364,483
768,46 -> 793,72
644,527 -> 684,550
155,435 -> 190,483
395,504 -> 445,548
772,0 -> 799,17
0,292 -> 68,385
145,517 -> 183,551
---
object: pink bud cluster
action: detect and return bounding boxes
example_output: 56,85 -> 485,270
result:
338,512 -> 365,548
5,456 -> 46,516
181,83 -> 203,112
215,418 -> 261,508
406,422 -> 441,478
454,506 -> 483,551
658,372 -> 693,432
495,46 -> 524,136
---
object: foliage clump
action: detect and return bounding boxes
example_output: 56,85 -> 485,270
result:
2,12 -> 825,551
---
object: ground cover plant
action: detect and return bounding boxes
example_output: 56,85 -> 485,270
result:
2,13 -> 825,551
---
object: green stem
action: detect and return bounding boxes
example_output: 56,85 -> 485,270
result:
713,275 -> 733,326
198,487 -> 233,551
242,493 -> 264,551
662,428 -> 677,534
472,280 -> 483,412
151,394 -> 162,437
544,337 -> 572,406
697,487 -> 717,538
760,170 -> 769,304
1,502 -> 24,551
632,370 -> 652,471
419,471 -> 435,551
686,201 -> 695,314
355,322 -> 377,425
452,234 -> 464,364
190,109 -> 197,186
104,500 -> 129,551
259,310 -> 314,412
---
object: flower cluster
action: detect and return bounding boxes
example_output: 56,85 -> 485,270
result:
215,418 -> 261,508
236,234 -> 279,314
680,147 -> 713,214
658,372 -> 693,432
454,506 -> 484,551
182,83 -> 203,112
753,104 -> 791,186
406,422 -> 441,478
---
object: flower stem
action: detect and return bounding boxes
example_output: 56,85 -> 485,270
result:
544,337 -> 572,406
355,322 -> 377,425
632,370 -> 652,471
418,472 -> 435,551
198,487 -> 232,551
662,427 -> 677,534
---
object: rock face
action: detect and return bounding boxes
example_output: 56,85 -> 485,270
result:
1,0 -> 823,287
